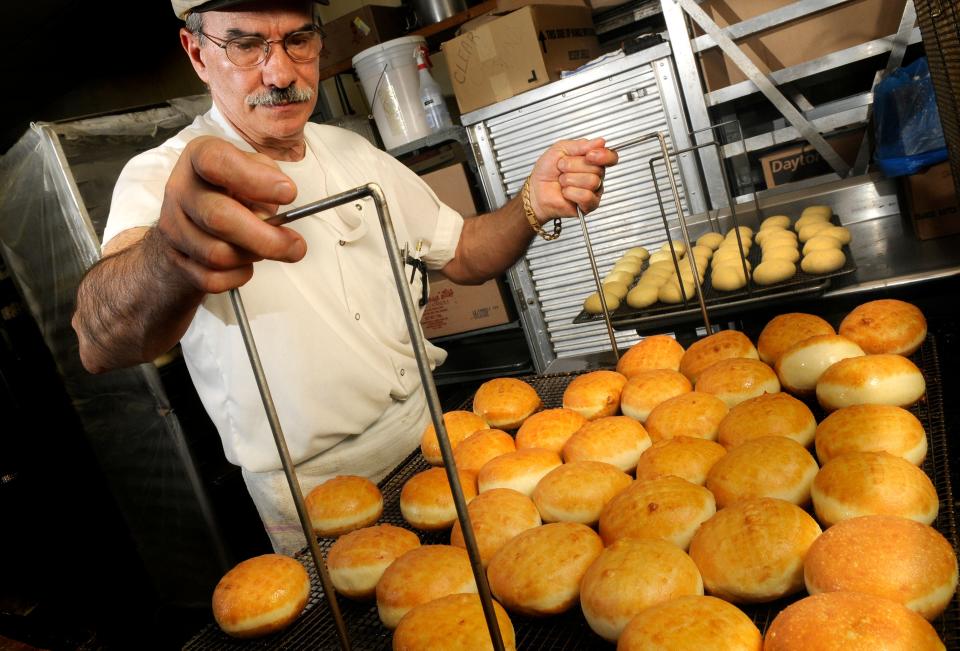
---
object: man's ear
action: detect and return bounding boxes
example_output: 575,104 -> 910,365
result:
180,27 -> 210,84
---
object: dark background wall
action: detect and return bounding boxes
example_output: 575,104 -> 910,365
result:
1,0 -> 206,154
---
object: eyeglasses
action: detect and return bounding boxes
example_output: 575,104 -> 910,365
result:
198,27 -> 324,68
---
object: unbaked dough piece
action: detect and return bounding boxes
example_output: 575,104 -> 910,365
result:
801,248 -> 846,274
757,229 -> 797,247
626,284 -> 659,309
691,245 -> 714,260
603,281 -> 630,300
712,249 -> 749,267
624,247 -> 650,261
753,259 -> 797,286
648,251 -> 683,266
660,241 -> 688,256
711,264 -> 750,291
613,259 -> 643,275
641,268 -> 674,285
584,290 -> 622,314
696,232 -> 724,250
725,226 -> 754,241
760,215 -> 791,230
818,225 -> 851,245
762,245 -> 800,263
794,214 -> 831,232
659,277 -> 698,304
798,221 -> 833,243
800,205 -> 832,220
717,237 -> 752,253
756,228 -> 795,246
802,235 -> 843,256
604,270 -> 634,285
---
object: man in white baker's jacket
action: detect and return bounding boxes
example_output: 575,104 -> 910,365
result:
71,0 -> 617,554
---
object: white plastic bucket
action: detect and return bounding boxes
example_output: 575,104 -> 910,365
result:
353,36 -> 431,150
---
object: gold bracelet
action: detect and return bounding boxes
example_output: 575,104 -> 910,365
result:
521,178 -> 561,241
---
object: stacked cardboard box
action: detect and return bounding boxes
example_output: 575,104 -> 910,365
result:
758,129 -> 864,188
903,161 -> 960,240
318,5 -> 407,78
442,3 -> 601,114
419,164 -> 514,338
696,0 -> 908,93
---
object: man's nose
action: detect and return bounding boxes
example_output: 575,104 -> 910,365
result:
261,41 -> 298,89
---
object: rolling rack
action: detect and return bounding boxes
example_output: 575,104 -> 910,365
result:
573,122 -> 856,337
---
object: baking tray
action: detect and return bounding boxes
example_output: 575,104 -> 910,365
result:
184,333 -> 958,650
573,240 -> 856,330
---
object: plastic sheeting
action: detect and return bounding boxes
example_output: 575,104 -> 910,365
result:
0,95 -> 234,606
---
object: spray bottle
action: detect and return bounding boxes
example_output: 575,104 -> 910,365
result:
415,45 -> 453,133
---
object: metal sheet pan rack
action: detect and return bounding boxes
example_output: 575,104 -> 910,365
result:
184,331 -> 959,650
661,0 -> 922,204
570,121 -> 857,334
572,249 -> 854,330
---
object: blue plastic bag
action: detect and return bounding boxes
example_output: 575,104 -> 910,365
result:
873,57 -> 948,177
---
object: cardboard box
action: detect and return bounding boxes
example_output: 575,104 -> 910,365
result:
421,163 -> 479,217
459,0 -> 589,30
316,0 -> 401,24
318,5 -> 407,78
904,161 -> 960,240
758,129 -> 864,188
418,163 -> 513,338
420,273 -> 513,338
697,0 -> 907,92
442,5 -> 601,114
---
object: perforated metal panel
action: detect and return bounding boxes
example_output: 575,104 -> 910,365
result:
463,44 -> 702,372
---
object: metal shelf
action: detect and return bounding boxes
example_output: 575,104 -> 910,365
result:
661,0 -> 921,200
386,125 -> 468,159
704,28 -> 923,107
721,93 -> 872,158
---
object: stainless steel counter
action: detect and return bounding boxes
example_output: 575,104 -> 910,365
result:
752,172 -> 960,295
827,212 -> 960,296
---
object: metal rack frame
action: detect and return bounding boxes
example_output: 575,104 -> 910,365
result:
577,131 -> 690,361
573,118 -> 860,341
228,185 -> 507,651
662,0 -> 921,203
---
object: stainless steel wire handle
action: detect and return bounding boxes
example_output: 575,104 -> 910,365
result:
577,131 -> 687,361
230,183 -> 505,651
647,119 -> 763,334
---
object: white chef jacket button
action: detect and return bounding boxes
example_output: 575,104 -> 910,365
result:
399,368 -> 405,376
355,203 -> 362,211
339,239 -> 346,246
355,313 -> 361,320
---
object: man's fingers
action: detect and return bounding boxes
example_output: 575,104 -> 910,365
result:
560,172 -> 604,191
181,186 -> 306,262
188,137 -> 297,206
168,248 -> 256,295
561,186 -> 602,213
558,158 -> 605,175
587,147 -> 619,166
160,214 -> 263,270
554,137 -> 606,157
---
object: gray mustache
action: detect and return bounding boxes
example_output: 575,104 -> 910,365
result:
246,86 -> 314,107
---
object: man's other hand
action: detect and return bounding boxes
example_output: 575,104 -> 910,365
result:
527,138 -> 619,221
